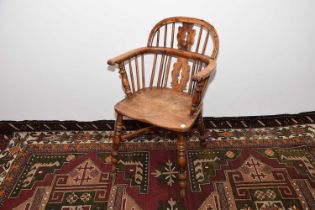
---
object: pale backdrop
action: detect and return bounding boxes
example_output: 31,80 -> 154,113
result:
1,0 -> 315,120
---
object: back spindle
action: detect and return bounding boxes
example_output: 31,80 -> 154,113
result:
150,53 -> 158,87
195,26 -> 203,53
141,54 -> 145,88
128,59 -> 135,93
164,25 -> 167,47
157,54 -> 165,87
201,30 -> 209,55
163,55 -> 172,87
171,23 -> 175,48
135,56 -> 140,90
156,29 -> 160,47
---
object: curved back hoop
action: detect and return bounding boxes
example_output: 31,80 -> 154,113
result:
147,17 -> 219,59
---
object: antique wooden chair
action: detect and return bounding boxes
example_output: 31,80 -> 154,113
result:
107,17 -> 219,198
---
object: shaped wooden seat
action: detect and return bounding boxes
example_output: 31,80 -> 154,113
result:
115,88 -> 200,132
107,17 -> 219,200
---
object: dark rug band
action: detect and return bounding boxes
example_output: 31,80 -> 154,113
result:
1,111 -> 314,133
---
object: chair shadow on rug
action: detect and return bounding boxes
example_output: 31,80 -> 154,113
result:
107,16 -> 219,199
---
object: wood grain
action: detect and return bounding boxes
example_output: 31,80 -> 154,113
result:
115,88 -> 200,132
108,17 -> 219,199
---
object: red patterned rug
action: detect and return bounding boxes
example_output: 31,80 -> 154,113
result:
1,112 -> 315,209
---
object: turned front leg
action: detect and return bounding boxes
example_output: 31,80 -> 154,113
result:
197,113 -> 207,148
177,134 -> 187,199
111,113 -> 123,171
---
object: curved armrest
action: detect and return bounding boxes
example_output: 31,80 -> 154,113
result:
192,59 -> 216,81
107,47 -> 210,66
107,47 -> 147,66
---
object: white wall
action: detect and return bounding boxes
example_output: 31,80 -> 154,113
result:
1,0 -> 315,120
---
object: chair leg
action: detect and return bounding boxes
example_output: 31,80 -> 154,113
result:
197,113 -> 207,148
177,134 -> 187,199
111,113 -> 123,171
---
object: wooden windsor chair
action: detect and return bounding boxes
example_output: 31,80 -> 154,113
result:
107,17 -> 219,198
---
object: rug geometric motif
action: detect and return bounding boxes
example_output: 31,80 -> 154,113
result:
0,117 -> 315,209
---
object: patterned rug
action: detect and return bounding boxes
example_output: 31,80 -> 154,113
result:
1,112 -> 315,210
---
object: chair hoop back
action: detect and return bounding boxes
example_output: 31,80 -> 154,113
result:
147,17 -> 219,59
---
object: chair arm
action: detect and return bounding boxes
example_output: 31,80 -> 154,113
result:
192,59 -> 216,81
107,47 -> 148,66
107,47 -> 210,66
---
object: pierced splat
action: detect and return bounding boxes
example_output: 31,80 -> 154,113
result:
171,57 -> 190,91
171,23 -> 196,91
177,23 -> 196,51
